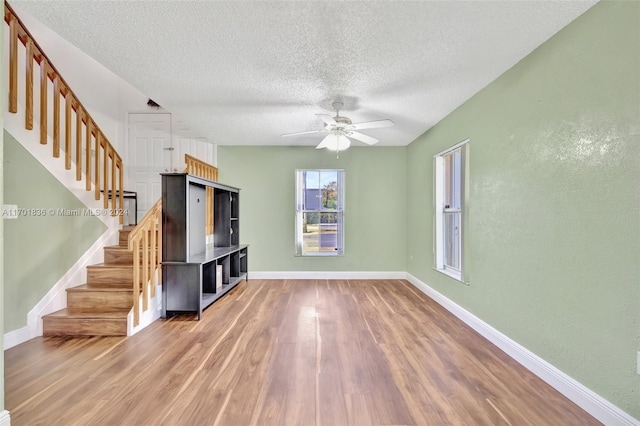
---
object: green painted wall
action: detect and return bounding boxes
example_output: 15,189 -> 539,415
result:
3,131 -> 107,332
0,20 -> 4,412
406,0 -> 639,418
218,146 -> 407,272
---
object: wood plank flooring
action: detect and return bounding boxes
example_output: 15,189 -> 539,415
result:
5,279 -> 599,425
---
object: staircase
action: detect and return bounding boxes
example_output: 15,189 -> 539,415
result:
42,227 -> 135,336
5,2 -> 135,336
3,3 -> 189,338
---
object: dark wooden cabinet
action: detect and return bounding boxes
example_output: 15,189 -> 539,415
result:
212,188 -> 240,247
161,173 -> 248,319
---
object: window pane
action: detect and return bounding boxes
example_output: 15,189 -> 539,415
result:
320,170 -> 338,210
302,212 -> 339,254
444,154 -> 453,208
303,171 -> 320,210
452,150 -> 461,209
444,150 -> 462,210
444,211 -> 460,270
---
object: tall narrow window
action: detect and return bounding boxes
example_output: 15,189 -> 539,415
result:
435,140 -> 468,281
296,169 -> 345,256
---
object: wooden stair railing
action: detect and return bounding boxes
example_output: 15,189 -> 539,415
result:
128,198 -> 161,326
185,153 -> 219,181
5,2 -> 125,222
128,155 -> 218,326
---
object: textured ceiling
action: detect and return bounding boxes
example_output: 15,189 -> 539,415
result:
12,0 -> 597,147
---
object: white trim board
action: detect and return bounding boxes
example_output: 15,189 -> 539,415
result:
0,410 -> 10,426
249,271 -> 406,280
405,273 -> 639,426
3,324 -> 37,351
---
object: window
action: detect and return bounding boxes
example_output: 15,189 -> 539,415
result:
296,169 -> 345,256
434,140 -> 468,281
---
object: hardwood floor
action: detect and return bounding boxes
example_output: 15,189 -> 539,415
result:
5,279 -> 599,425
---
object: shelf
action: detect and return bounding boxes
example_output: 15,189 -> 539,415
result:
239,253 -> 246,259
227,274 -> 247,287
201,273 -> 247,309
170,244 -> 248,264
202,292 -> 217,307
231,217 -> 239,221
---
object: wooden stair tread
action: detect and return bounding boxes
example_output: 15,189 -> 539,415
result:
104,245 -> 156,251
85,282 -> 132,288
88,263 -> 133,268
67,284 -> 133,292
104,244 -> 158,265
44,308 -> 129,319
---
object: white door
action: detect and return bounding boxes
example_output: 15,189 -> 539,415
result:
127,113 -> 173,221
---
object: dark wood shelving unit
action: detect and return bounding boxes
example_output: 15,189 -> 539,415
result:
161,173 -> 248,320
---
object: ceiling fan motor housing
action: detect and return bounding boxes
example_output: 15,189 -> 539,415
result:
327,116 -> 352,130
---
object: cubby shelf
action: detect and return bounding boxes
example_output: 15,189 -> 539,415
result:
161,173 -> 248,320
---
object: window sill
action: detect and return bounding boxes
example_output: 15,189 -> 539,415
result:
433,267 -> 466,284
296,252 -> 344,257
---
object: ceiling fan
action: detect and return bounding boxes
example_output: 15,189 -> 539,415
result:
282,102 -> 394,153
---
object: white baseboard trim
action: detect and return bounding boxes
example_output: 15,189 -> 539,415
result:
249,271 -> 406,280
405,273 -> 639,426
3,324 -> 37,351
3,227 -> 119,350
0,410 -> 10,426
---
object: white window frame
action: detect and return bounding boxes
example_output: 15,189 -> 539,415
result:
295,169 -> 345,256
434,139 -> 468,282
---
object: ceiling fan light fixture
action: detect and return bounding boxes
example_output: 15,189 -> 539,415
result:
283,101 -> 394,155
324,133 -> 351,152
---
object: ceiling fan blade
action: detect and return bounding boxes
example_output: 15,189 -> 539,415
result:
347,131 -> 379,145
282,129 -> 324,137
348,119 -> 394,130
316,114 -> 337,126
316,134 -> 335,149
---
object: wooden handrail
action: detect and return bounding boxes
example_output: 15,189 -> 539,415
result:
128,198 -> 162,326
4,2 -> 125,223
185,154 -> 218,181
